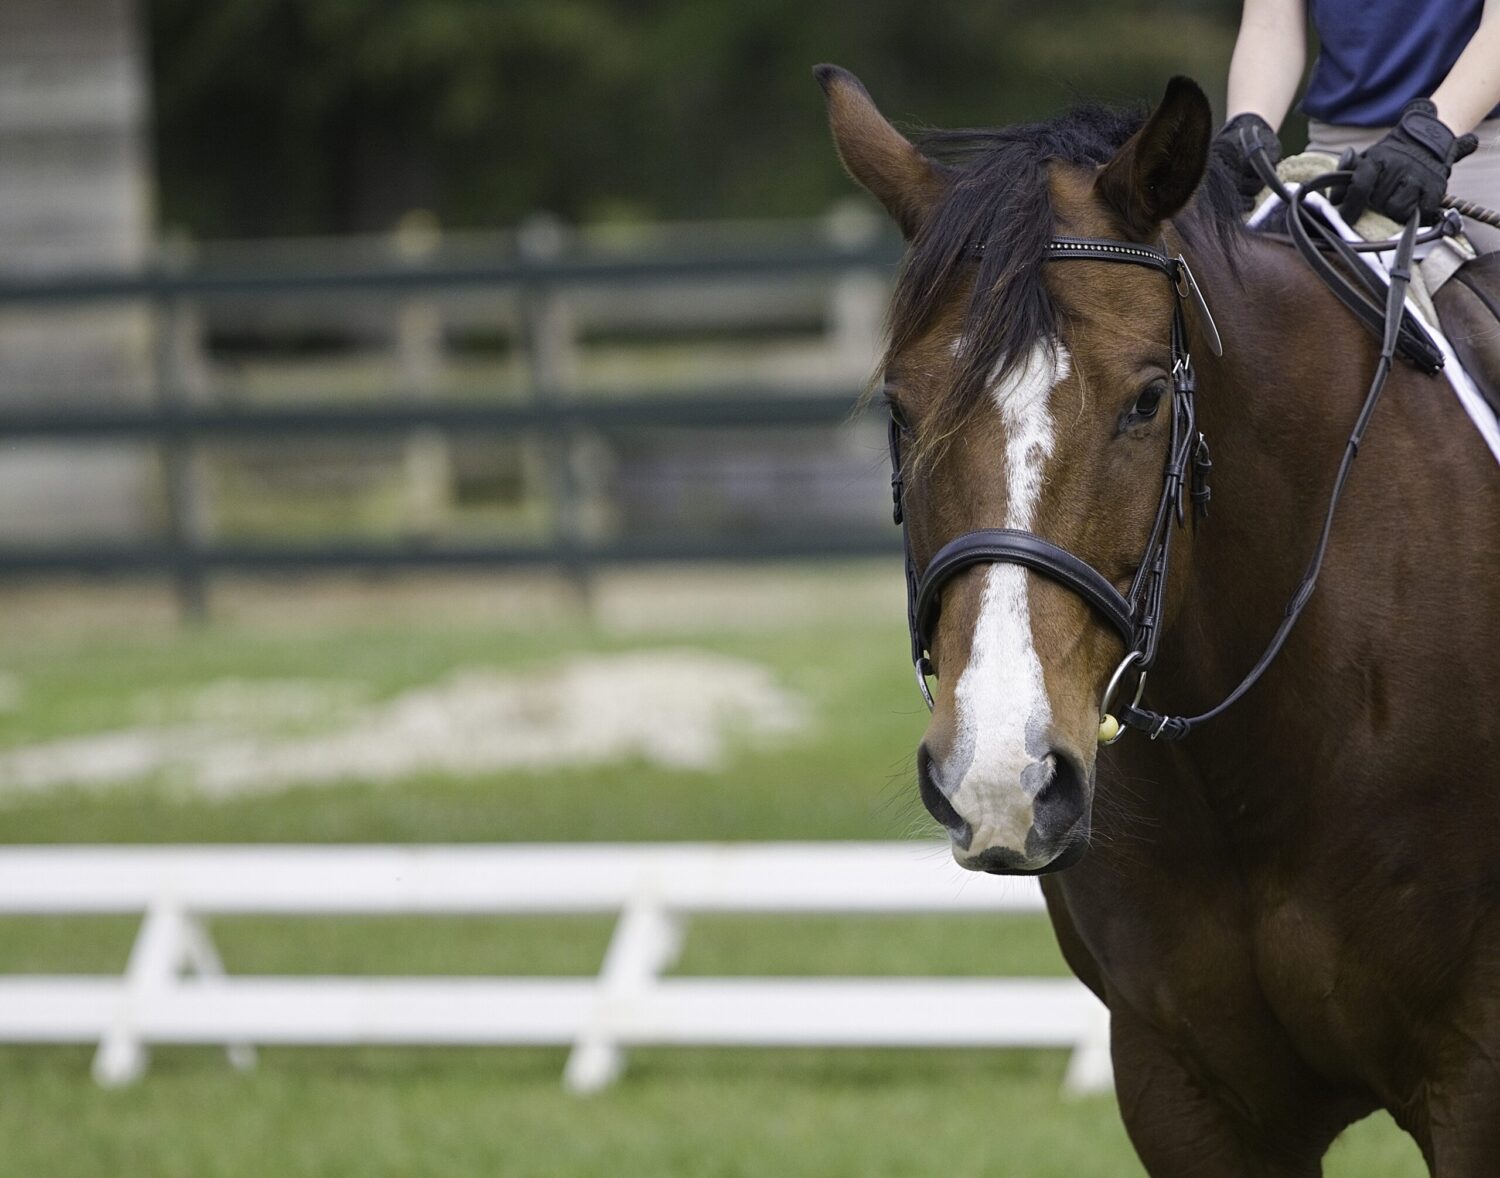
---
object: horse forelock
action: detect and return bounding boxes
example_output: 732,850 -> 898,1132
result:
883,102 -> 1243,466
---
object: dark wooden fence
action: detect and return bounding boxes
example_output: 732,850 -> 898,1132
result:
0,230 -> 904,616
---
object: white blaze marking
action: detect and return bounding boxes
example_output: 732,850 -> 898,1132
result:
947,341 -> 1069,852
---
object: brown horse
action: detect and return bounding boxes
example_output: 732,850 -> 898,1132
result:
817,66 -> 1500,1174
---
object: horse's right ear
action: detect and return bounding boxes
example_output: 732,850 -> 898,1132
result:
815,64 -> 947,239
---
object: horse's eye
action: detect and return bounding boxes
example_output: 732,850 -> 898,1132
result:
1128,381 -> 1166,422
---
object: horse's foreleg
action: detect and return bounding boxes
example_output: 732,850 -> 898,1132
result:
1110,1008 -> 1341,1178
1425,1121 -> 1500,1178
1389,951 -> 1500,1174
1414,1058 -> 1500,1175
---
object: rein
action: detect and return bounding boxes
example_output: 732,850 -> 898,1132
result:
891,155 -> 1442,743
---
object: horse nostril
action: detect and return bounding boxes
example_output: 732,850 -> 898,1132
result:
1030,751 -> 1089,841
917,744 -> 973,850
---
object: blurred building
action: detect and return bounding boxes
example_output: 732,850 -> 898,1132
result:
0,0 -> 157,544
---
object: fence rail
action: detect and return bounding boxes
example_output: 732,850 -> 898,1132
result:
0,842 -> 1112,1096
0,388 -> 865,438
0,533 -> 899,575
0,237 -> 899,304
0,222 -> 904,615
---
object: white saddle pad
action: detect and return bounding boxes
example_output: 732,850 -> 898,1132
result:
1247,164 -> 1500,465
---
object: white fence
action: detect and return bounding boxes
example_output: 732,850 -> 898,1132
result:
0,843 -> 1112,1094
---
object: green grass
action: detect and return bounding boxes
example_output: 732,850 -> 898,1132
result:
0,616 -> 925,843
0,602 -> 1425,1176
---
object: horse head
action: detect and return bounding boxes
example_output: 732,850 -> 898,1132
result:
817,67 -> 1213,874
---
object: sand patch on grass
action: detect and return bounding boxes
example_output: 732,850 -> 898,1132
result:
0,649 -> 804,800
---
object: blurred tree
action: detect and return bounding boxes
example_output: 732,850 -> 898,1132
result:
147,0 -> 1241,237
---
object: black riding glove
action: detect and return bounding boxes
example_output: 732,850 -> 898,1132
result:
1211,112 -> 1282,206
1339,98 -> 1478,224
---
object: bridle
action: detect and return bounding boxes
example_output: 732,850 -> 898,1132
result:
890,159 -> 1445,743
889,236 -> 1217,736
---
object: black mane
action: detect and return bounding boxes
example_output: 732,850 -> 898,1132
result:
888,102 -> 1243,458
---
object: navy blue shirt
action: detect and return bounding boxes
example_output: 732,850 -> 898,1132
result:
1303,0 -> 1497,125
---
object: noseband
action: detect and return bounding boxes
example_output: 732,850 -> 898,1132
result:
890,236 -> 1216,731
891,185 -> 1436,742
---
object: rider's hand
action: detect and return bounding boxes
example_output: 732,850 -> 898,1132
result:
1211,112 -> 1281,205
1339,99 -> 1478,224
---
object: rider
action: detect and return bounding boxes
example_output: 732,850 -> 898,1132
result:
1213,0 -> 1500,251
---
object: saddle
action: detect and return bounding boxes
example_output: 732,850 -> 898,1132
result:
1432,252 -> 1500,416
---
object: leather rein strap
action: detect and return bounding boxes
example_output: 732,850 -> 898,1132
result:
893,162 -> 1435,742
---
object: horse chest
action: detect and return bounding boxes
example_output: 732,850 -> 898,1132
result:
1251,901 -> 1372,1065
1159,917 -> 1348,1035
1078,881 -> 1395,1079
1150,895 -> 1421,1080
1253,877 -> 1483,1066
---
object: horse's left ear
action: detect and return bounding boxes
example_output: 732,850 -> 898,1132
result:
1096,76 -> 1212,239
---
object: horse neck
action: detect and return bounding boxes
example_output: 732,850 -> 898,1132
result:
1149,231 -> 1401,745
1121,225 -> 1500,857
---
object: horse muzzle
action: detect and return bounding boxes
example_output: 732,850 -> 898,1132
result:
917,743 -> 1093,874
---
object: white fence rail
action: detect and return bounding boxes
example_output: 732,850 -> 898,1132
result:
0,843 -> 1112,1094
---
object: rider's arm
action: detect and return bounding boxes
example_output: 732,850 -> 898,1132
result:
1224,0 -> 1308,130
1431,0 -> 1500,135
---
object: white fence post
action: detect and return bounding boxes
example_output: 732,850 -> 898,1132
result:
1062,1003 -> 1114,1096
564,893 -> 685,1094
178,914 -> 257,1073
93,898 -> 254,1085
93,898 -> 187,1086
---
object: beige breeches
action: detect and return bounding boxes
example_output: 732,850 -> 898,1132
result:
1306,116 -> 1500,253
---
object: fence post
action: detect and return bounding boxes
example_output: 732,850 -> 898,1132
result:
93,897 -> 187,1086
825,201 -> 888,376
518,214 -> 591,600
153,247 -> 210,621
93,898 -> 254,1085
393,212 -> 454,538
178,913 -> 257,1073
564,891 -> 685,1094
1062,1004 -> 1114,1096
